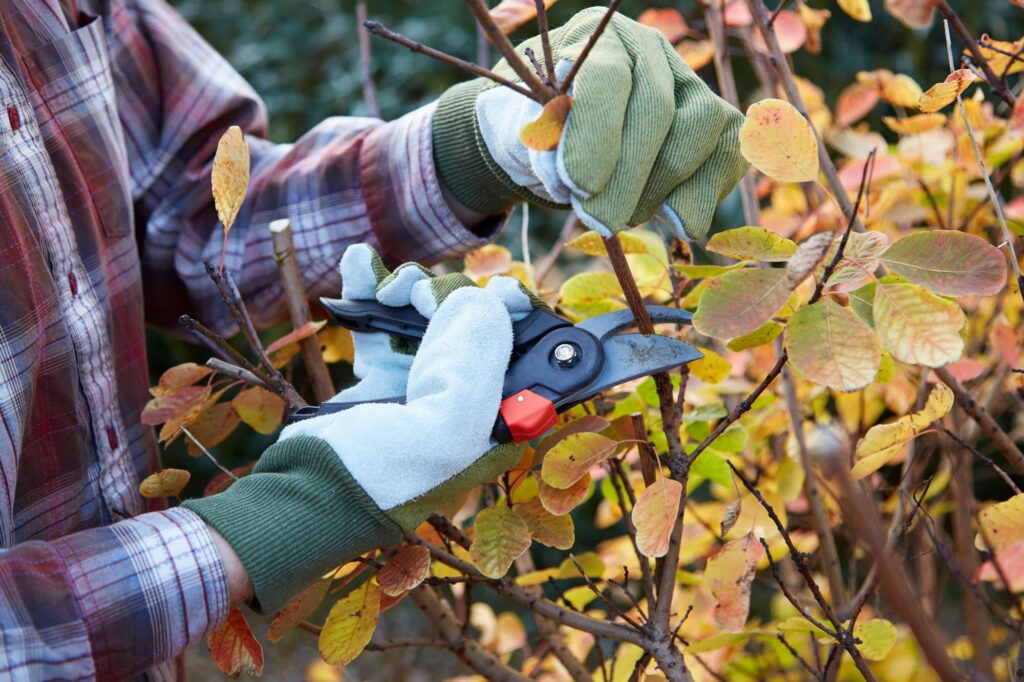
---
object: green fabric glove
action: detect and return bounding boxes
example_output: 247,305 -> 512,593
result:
184,250 -> 542,613
433,7 -> 749,241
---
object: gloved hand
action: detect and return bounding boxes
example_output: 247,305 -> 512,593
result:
184,245 -> 538,613
433,7 -> 749,242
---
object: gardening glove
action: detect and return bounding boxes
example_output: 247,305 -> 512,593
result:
433,7 -> 749,241
183,255 -> 538,613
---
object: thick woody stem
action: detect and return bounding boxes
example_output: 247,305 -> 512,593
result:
464,0 -> 556,101
356,2 -> 381,118
269,219 -> 335,403
934,365 -> 1024,475
363,20 -> 541,102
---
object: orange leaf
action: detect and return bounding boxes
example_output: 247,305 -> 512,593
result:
464,244 -> 513,278
266,320 -> 328,355
185,401 -> 241,457
489,0 -> 558,34
141,385 -> 209,426
319,580 -> 381,666
976,539 -> 1024,592
676,40 -> 716,71
857,69 -> 923,108
919,69 -> 978,113
268,579 -> 330,643
884,0 -> 935,29
632,478 -> 682,558
638,8 -> 688,43
519,95 -> 573,152
751,10 -> 806,54
377,545 -> 432,597
319,326 -> 355,364
232,386 -> 285,435
208,606 -> 263,677
138,469 -> 191,498
540,432 -> 619,489
798,5 -> 831,54
212,126 -> 250,233
706,533 -> 765,632
723,0 -> 753,26
516,497 -> 575,549
1009,96 -> 1024,139
836,82 -> 880,126
538,473 -> 591,515
151,363 -> 212,397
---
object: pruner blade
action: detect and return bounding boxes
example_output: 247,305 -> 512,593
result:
576,306 -> 693,340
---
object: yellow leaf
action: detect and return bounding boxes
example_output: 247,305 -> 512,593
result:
470,505 -> 532,578
873,283 -> 965,367
519,95 -> 573,152
977,493 -> 1024,553
632,477 -> 682,558
464,244 -> 513,278
566,231 -> 649,256
138,469 -> 191,498
232,386 -> 285,435
882,113 -> 946,135
919,69 -> 978,113
726,321 -> 784,351
319,580 -> 380,665
798,5 -> 831,54
739,99 -> 820,183
972,37 -> 1024,77
853,383 -> 953,478
638,7 -> 688,42
689,347 -> 731,384
559,272 -> 626,320
540,432 -> 619,489
706,533 -> 765,632
377,545 -> 432,596
212,126 -> 249,232
857,70 -> 923,108
706,226 -> 798,262
838,0 -> 872,21
854,619 -> 898,661
269,579 -> 330,643
676,39 -> 716,71
319,327 -> 354,364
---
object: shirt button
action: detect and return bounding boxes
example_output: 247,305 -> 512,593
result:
68,271 -> 78,296
106,425 -> 118,450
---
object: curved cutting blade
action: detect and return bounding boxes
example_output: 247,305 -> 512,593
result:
576,306 -> 693,340
556,333 -> 703,408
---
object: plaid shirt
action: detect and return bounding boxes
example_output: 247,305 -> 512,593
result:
0,0 -> 494,679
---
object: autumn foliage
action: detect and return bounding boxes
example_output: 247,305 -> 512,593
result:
142,0 -> 1024,680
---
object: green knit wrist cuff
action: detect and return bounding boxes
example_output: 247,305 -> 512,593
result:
433,80 -> 566,215
182,436 -> 402,614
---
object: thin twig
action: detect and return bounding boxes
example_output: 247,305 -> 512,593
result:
356,1 -> 381,118
777,633 -> 824,681
568,554 -> 645,630
364,20 -> 540,102
179,425 -> 239,481
206,358 -> 267,388
534,0 -> 557,86
536,213 -> 578,285
180,314 -> 262,376
943,20 -> 1024,303
464,0 -> 556,101
940,426 -> 1022,495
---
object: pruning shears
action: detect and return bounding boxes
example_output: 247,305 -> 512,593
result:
289,299 -> 703,444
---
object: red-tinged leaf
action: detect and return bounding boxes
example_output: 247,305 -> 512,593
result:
141,385 -> 209,425
208,607 -> 263,677
185,401 -> 241,457
884,0 -> 935,29
723,0 -> 753,26
151,363 -> 212,397
676,39 -> 716,70
533,416 -> 611,468
739,99 -> 819,183
204,462 -> 256,496
516,497 -> 575,549
266,320 -> 328,355
232,386 -> 285,435
973,36 -> 1024,76
1010,96 -> 1024,140
138,469 -> 190,498
464,244 -> 513,277
784,298 -> 880,391
632,477 -> 682,558
990,320 -> 1021,366
638,8 -> 688,42
941,358 -> 986,383
692,268 -> 790,340
838,154 -> 900,190
873,283 -> 965,368
377,545 -> 432,596
379,590 -> 408,614
540,432 -> 619,489
879,231 -> 1006,296
268,579 -> 330,643
706,533 -> 765,632
836,82 -> 880,127
519,95 -> 573,152
751,10 -> 806,54
470,504 -> 533,578
538,473 -> 591,515
489,0 -> 558,34
319,580 -> 381,666
976,539 -> 1024,592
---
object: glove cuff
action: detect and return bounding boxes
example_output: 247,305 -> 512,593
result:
434,80 -> 563,215
182,436 -> 402,614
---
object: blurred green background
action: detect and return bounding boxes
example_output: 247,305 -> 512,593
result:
155,0 -> 1022,678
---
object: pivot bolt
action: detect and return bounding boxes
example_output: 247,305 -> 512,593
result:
554,343 -> 578,366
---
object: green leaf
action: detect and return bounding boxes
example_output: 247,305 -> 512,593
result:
470,505 -> 532,578
558,272 -> 625,320
689,347 -> 732,384
854,619 -> 898,661
784,299 -> 881,391
873,282 -> 965,367
706,226 -> 798,262
684,403 -> 729,423
710,424 -> 749,453
541,432 -> 620,489
673,263 -> 745,279
726,321 -> 784,351
879,230 -> 1006,296
691,450 -> 732,487
693,268 -> 791,339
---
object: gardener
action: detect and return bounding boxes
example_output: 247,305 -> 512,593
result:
0,1 -> 745,679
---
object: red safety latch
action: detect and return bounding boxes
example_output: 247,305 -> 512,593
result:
499,389 -> 559,442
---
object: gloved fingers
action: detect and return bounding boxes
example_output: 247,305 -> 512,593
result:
566,24 -> 676,232
662,109 -> 749,241
375,263 -> 435,307
339,244 -> 391,300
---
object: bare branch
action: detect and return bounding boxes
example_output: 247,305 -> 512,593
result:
464,0 -> 556,101
206,358 -> 266,388
356,1 -> 381,118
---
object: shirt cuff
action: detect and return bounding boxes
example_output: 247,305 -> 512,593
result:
52,508 -> 229,679
360,102 -> 506,266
